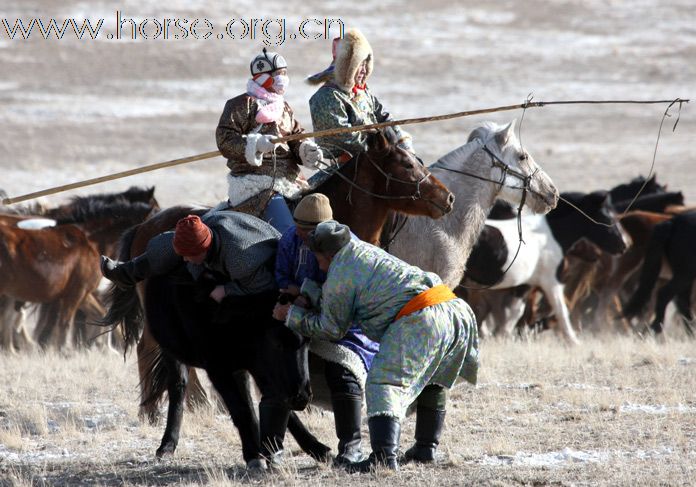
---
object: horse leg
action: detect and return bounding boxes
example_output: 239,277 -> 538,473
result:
156,354 -> 189,458
674,281 -> 695,337
541,281 -> 580,345
650,279 -> 681,335
287,412 -> 332,461
205,367 -> 263,466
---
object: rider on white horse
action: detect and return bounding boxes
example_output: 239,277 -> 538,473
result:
216,48 -> 323,233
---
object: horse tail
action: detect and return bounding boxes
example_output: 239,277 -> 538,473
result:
101,225 -> 143,352
623,219 -> 673,318
137,340 -> 168,414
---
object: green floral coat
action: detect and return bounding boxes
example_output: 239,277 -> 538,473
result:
286,239 -> 479,418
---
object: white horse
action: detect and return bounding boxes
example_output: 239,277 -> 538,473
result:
465,192 -> 629,344
389,120 -> 559,292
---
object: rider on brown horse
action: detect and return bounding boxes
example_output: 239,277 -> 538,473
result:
216,48 -> 322,234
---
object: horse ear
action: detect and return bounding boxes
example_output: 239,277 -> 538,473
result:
369,129 -> 391,153
495,120 -> 516,147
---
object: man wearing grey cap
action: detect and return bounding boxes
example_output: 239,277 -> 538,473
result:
273,220 -> 479,472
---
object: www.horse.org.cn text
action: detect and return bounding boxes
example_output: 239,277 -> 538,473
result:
1,12 -> 345,46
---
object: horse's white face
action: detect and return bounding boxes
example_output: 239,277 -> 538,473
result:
491,121 -> 559,214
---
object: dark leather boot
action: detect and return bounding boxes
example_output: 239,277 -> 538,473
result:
403,406 -> 446,463
259,403 -> 290,467
345,415 -> 400,473
100,255 -> 151,288
332,394 -> 366,466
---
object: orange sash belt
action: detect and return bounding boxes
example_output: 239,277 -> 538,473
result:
395,284 -> 457,321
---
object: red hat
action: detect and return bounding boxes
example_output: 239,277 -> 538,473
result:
173,215 -> 212,257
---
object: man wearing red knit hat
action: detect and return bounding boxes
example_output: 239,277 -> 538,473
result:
101,211 -> 280,303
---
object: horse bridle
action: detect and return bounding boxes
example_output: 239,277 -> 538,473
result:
316,150 -> 449,214
436,140 -> 542,290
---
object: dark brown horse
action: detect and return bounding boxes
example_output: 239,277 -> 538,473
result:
0,222 -> 102,348
310,129 -> 454,244
106,130 -> 455,462
0,187 -> 159,349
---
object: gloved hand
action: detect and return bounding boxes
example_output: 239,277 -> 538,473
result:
245,133 -> 278,166
256,134 -> 277,153
397,130 -> 415,154
298,140 -> 323,168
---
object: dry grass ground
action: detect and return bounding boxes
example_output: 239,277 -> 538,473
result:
1,333 -> 695,486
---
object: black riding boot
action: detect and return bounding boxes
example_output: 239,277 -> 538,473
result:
100,255 -> 151,288
259,403 -> 290,467
403,384 -> 447,463
346,415 -> 400,473
403,407 -> 446,463
332,394 -> 366,466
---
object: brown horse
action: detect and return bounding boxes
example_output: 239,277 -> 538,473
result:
0,223 -> 101,348
104,130 -> 455,461
0,187 -> 159,349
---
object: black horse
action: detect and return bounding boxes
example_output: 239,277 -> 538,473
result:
608,173 -> 666,204
102,214 -> 330,467
623,210 -> 696,336
612,191 -> 683,214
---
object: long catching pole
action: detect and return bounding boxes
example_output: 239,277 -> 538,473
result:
2,98 -> 688,205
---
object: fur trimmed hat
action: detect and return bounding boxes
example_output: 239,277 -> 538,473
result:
332,29 -> 373,92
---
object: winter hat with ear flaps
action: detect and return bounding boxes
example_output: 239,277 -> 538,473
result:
250,47 -> 288,75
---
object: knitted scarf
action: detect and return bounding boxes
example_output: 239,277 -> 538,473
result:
246,77 -> 285,124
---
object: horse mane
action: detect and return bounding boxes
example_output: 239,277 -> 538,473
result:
0,188 -> 46,216
53,198 -> 155,225
430,121 -> 515,172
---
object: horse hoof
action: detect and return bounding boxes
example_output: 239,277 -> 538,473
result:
156,444 -> 176,459
309,444 -> 333,463
246,458 -> 267,471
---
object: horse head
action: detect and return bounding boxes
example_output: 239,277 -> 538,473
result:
256,319 -> 312,411
361,129 -> 455,218
548,191 -> 629,255
609,174 -> 667,203
469,120 -> 558,215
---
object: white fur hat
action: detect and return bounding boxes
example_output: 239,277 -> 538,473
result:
333,29 -> 373,92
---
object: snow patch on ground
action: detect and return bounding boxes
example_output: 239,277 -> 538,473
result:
481,446 -> 674,468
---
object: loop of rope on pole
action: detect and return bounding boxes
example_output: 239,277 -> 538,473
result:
1,98 -> 688,206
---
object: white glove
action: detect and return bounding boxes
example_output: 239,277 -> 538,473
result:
244,133 -> 277,167
397,130 -> 415,154
256,134 -> 277,153
298,140 -> 323,168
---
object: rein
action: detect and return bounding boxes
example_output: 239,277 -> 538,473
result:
435,140 -> 535,290
315,151 -> 440,206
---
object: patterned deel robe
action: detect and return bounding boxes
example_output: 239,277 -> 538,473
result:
308,83 -> 409,186
286,238 -> 479,419
275,227 -> 380,374
145,210 -> 281,296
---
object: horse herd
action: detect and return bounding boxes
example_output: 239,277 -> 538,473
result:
1,121 -> 694,466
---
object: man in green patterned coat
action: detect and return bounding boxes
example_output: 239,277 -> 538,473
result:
306,29 -> 414,181
272,221 -> 479,472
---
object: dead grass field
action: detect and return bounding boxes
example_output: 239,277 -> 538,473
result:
1,333 -> 695,486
